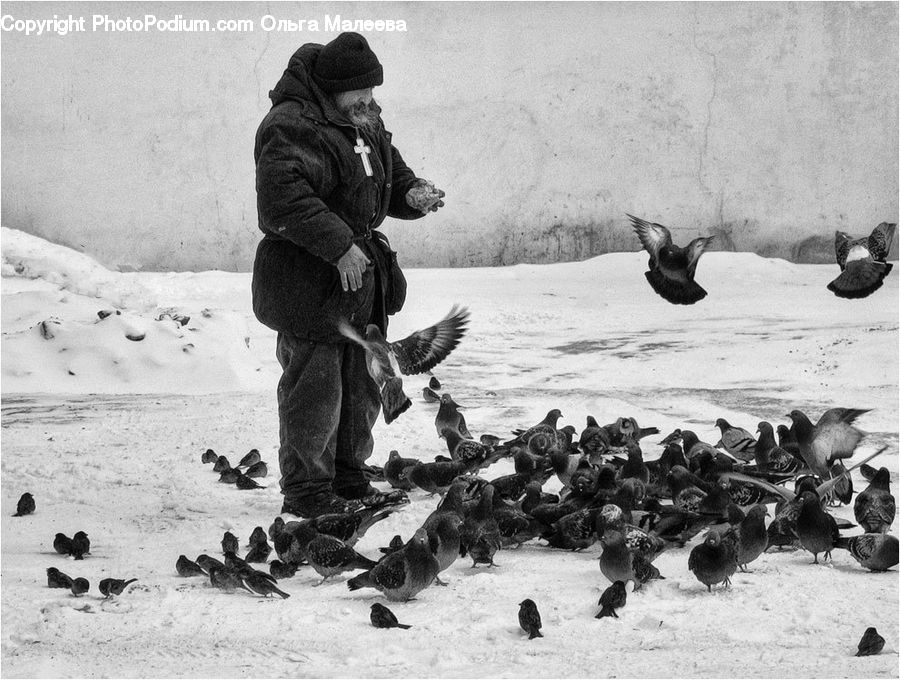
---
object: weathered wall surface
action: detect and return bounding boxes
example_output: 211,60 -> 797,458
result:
1,1 -> 897,270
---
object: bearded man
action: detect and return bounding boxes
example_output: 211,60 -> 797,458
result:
253,32 -> 445,518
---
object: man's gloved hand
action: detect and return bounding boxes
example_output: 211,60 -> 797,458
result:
405,180 -> 445,214
335,244 -> 371,292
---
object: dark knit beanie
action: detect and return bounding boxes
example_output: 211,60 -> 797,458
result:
313,32 -> 384,93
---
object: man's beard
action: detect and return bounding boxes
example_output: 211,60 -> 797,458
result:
341,98 -> 382,133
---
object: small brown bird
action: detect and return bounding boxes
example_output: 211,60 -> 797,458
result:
201,448 -> 218,464
249,526 -> 268,546
596,580 -> 627,619
235,473 -> 264,490
518,599 -> 543,639
245,461 -> 268,478
269,560 -> 297,579
370,602 -> 412,629
245,538 -> 272,564
854,467 -> 895,534
71,531 -> 90,559
208,566 -> 253,594
99,577 -> 138,598
213,456 -> 231,473
47,567 -> 73,589
196,554 -> 226,574
429,376 -> 441,391
855,627 -> 886,656
175,555 -> 205,577
53,533 -> 74,555
238,449 -> 261,468
242,571 -> 290,598
70,577 -> 90,597
14,492 -> 35,516
219,468 -> 241,484
422,386 -> 440,403
221,531 -> 239,555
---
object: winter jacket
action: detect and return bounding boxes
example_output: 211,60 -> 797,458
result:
252,43 -> 425,341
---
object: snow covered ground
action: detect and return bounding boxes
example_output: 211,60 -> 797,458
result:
2,226 -> 898,678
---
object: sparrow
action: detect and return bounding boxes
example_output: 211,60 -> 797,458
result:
517,599 -> 543,639
435,393 -> 471,439
53,533 -> 74,555
628,213 -> 714,305
195,554 -> 227,574
70,577 -> 90,597
245,461 -> 268,478
238,449 -> 261,468
827,222 -> 896,299
201,448 -> 218,464
835,533 -> 899,572
714,419 -> 756,462
796,490 -> 841,563
213,455 -> 232,473
219,468 -> 241,484
268,517 -> 285,541
269,560 -> 298,579
221,531 -> 239,555
175,555 -> 205,577
249,526 -> 268,546
47,567 -> 73,589
854,467 -> 895,534
786,408 -> 869,479
242,571 -> 290,598
429,375 -> 441,390
422,386 -> 440,403
235,473 -> 264,490
596,580 -> 627,619
370,602 -> 411,629
71,531 -> 90,558
305,533 -> 378,584
338,306 -> 470,424
208,566 -> 253,594
855,626 -> 886,656
98,577 -> 138,598
14,492 -> 35,516
688,530 -> 737,592
347,528 -> 440,601
245,538 -> 272,564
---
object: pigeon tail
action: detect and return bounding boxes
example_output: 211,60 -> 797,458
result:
381,377 -> 411,424
644,269 -> 708,305
347,570 -> 374,592
595,606 -> 618,619
827,261 -> 892,299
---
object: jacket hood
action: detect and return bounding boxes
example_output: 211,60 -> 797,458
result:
268,44 -> 344,124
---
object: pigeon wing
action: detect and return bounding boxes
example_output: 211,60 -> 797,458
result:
868,222 -> 897,262
390,306 -> 470,376
628,214 -> 671,262
372,553 -> 408,590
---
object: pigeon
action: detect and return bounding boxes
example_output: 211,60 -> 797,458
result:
723,504 -> 768,571
312,506 -> 399,547
238,449 -> 261,468
796,490 -> 841,563
598,528 -> 663,589
14,492 -> 35,516
47,567 -> 73,589
245,539 -> 272,564
347,528 -> 440,601
201,448 -> 218,464
859,464 -> 879,483
680,431 -> 720,463
99,578 -> 138,598
384,450 -> 419,491
854,467 -> 895,534
53,533 -> 75,555
543,507 -> 601,551
628,213 -> 715,305
855,626 -> 886,656
235,473 -> 264,490
70,577 -> 90,597
71,531 -> 90,558
579,416 -> 611,461
337,306 -> 470,424
435,393 -> 471,439
604,417 -> 659,446
406,460 -> 472,495
305,533 -> 378,584
827,222 -> 896,299
754,422 -> 802,475
714,419 -> 756,462
518,599 -> 543,639
776,425 -> 801,457
422,480 -> 466,583
596,580 -> 627,619
269,560 -> 298,579
786,408 -> 869,479
506,409 -> 564,447
221,531 -> 239,555
213,456 -> 232,473
422,386 -> 440,403
440,428 -> 489,469
688,530 -> 737,592
379,534 -> 406,556
176,555 -> 206,577
370,603 -> 411,629
459,484 -> 503,567
245,461 -> 268,478
835,533 -> 899,572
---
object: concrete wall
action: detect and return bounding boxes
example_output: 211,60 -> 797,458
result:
2,1 -> 897,271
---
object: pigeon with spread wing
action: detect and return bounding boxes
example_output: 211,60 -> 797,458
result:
628,214 -> 715,305
338,306 -> 470,424
827,222 -> 896,299
787,407 -> 869,479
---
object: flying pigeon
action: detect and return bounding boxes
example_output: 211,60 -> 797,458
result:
338,306 -> 470,424
827,222 -> 896,299
628,213 -> 715,305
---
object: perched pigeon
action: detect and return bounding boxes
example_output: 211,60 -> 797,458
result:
347,528 -> 440,601
855,627 -> 886,656
723,504 -> 768,571
370,602 -> 411,629
596,580 -> 627,619
506,410 -> 564,447
787,408 -> 869,479
628,213 -> 714,305
754,422 -> 803,475
435,393 -> 471,439
14,492 -> 35,517
836,533 -> 899,572
338,306 -> 470,424
714,419 -> 756,462
460,484 -> 502,567
688,530 -> 737,592
406,460 -> 472,495
305,533 -> 378,584
854,467 -> 895,534
827,222 -> 896,299
796,491 -> 840,563
518,599 -> 543,639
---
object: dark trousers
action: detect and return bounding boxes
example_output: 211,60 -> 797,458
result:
275,332 -> 381,502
